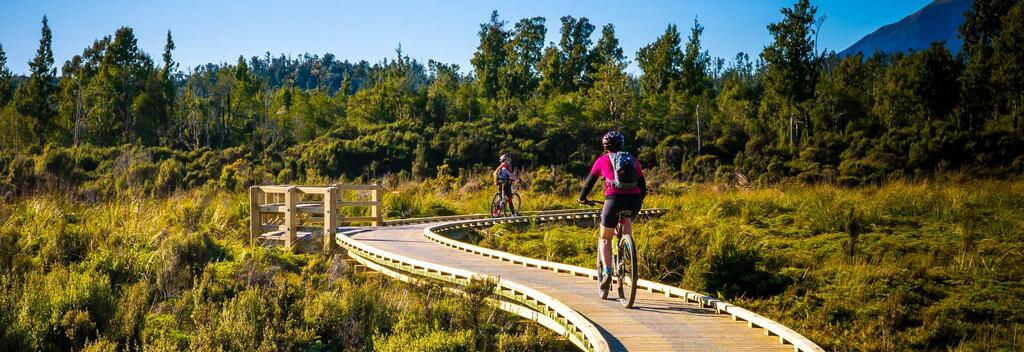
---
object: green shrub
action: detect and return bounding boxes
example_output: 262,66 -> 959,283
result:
153,232 -> 221,299
155,159 -> 185,194
373,330 -> 474,352
15,267 -> 114,351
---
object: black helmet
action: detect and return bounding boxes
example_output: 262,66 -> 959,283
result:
499,154 -> 511,163
602,131 -> 625,151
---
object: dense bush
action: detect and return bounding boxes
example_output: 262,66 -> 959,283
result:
0,190 -> 571,352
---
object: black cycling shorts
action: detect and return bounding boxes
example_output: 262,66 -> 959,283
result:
600,194 -> 643,228
498,182 -> 513,198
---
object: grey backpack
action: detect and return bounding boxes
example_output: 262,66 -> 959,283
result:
608,152 -> 639,189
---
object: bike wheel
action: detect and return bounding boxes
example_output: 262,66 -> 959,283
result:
617,235 -> 638,308
512,193 -> 522,214
490,193 -> 505,218
596,230 -> 609,299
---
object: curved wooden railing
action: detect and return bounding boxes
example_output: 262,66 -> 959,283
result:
423,210 -> 825,352
334,225 -> 610,352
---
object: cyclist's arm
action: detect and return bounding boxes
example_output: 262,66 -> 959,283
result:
638,176 -> 648,197
578,173 -> 598,202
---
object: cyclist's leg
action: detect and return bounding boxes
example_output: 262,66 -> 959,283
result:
620,216 -> 632,235
598,199 -> 617,270
503,182 -> 516,214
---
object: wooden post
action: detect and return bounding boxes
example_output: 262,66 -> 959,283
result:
249,186 -> 263,246
371,182 -> 382,226
324,187 -> 338,253
285,186 -> 299,249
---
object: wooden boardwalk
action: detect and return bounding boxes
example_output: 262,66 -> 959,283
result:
346,223 -> 795,352
249,185 -> 822,351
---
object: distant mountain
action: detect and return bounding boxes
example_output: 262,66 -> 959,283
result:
840,0 -> 973,57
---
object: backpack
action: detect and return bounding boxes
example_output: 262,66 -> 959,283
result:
608,152 -> 639,189
493,164 -> 510,185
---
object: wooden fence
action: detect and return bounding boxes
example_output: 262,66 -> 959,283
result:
249,184 -> 383,252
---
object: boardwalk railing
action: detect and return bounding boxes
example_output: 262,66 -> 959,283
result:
249,183 -> 383,251
423,211 -> 826,352
334,226 -> 611,352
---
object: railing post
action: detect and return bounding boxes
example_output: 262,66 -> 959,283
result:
249,186 -> 263,246
371,182 -> 382,226
285,186 -> 298,249
324,187 -> 338,253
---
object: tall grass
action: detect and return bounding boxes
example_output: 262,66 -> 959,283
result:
0,187 -> 570,351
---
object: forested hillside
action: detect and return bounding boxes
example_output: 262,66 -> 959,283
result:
1,0 -> 1022,199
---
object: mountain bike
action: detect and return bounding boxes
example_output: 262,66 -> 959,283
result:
490,180 -> 522,217
583,200 -> 637,308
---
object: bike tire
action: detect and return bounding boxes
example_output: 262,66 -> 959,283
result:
490,193 -> 504,218
512,193 -> 522,214
596,229 -> 610,299
617,235 -> 638,308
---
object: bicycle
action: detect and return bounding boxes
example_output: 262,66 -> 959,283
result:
583,200 -> 637,308
490,180 -> 522,218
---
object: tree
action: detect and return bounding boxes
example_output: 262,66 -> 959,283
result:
991,1 -> 1024,131
14,16 -> 58,145
679,18 -> 712,97
232,56 -> 263,142
470,11 -> 508,98
557,16 -> 595,91
636,24 -> 683,96
537,46 -> 563,95
587,24 -> 625,82
160,30 -> 178,145
0,43 -> 13,107
759,0 -> 819,148
92,27 -> 156,145
959,0 -> 1019,131
500,17 -> 546,99
58,37 -> 109,145
586,24 -> 633,123
873,44 -> 961,129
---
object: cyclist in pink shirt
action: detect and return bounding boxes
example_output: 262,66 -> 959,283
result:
577,131 -> 647,291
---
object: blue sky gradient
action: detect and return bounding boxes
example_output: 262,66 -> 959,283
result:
0,0 -> 932,75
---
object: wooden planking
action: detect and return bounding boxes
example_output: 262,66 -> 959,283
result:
415,212 -> 824,352
347,222 -> 798,352
335,224 -> 609,352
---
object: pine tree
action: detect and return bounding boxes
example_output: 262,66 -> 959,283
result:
680,18 -> 712,97
501,17 -> 546,99
586,24 -> 625,83
991,1 -> 1024,131
586,23 -> 632,123
160,30 -> 177,145
0,43 -> 13,107
470,11 -> 508,98
14,16 -> 59,145
557,16 -> 595,91
959,0 -> 1019,131
636,24 -> 683,96
759,0 -> 819,148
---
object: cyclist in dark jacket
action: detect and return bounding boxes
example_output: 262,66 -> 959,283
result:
494,154 -> 520,215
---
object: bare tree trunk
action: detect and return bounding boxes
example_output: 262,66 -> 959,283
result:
73,82 -> 84,146
695,103 -> 702,154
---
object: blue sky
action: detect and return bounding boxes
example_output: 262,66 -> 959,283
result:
0,0 -> 932,75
